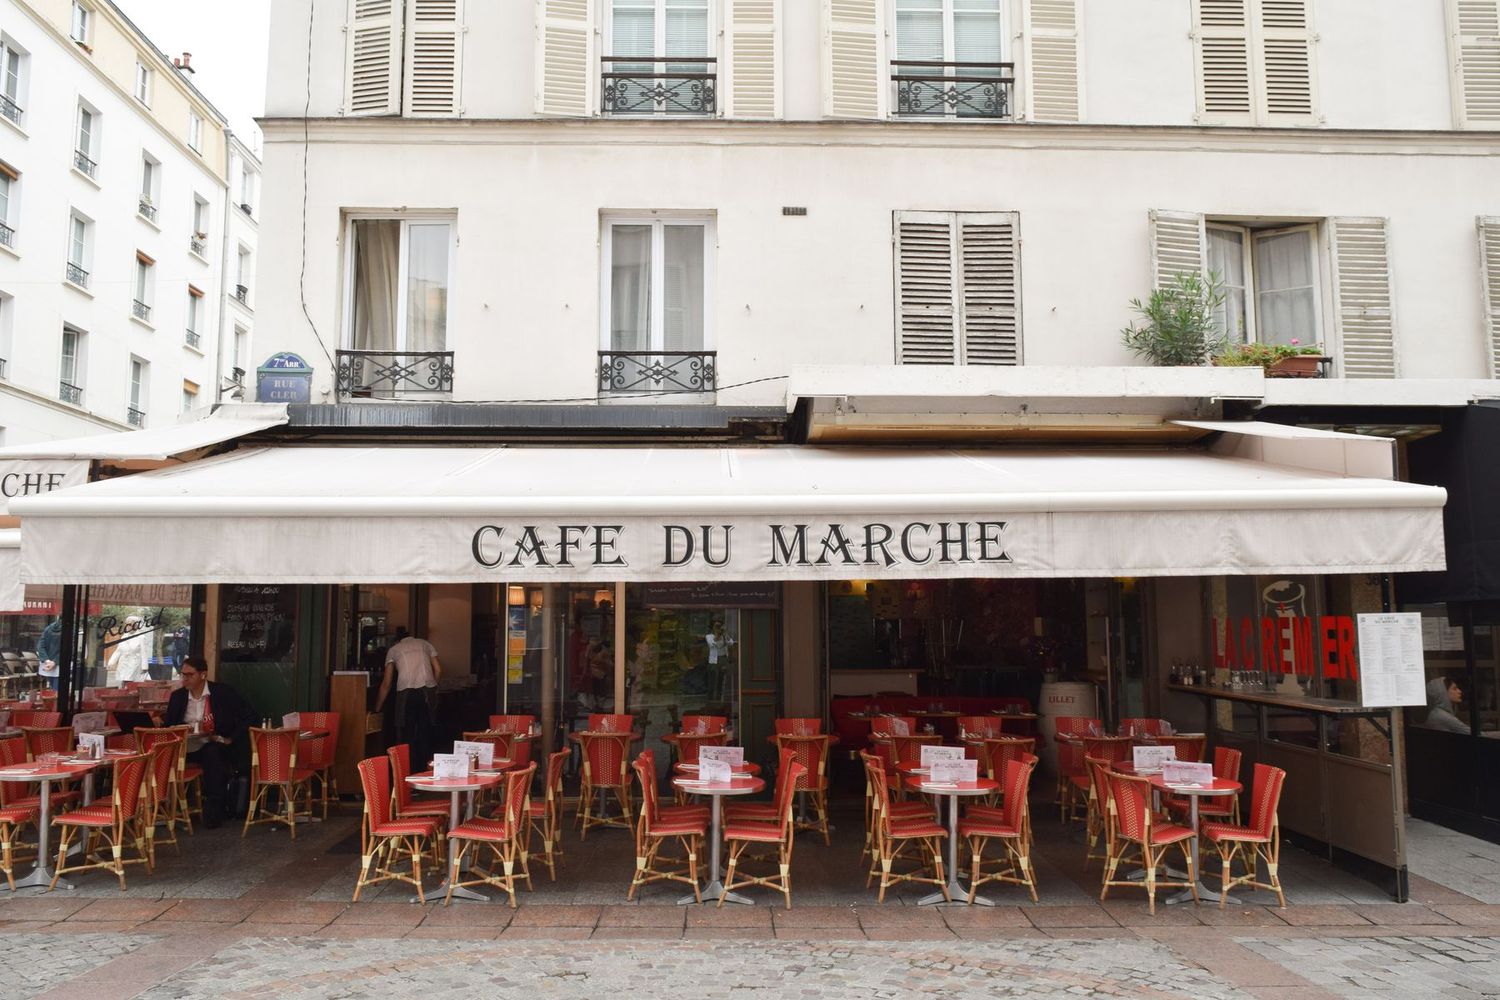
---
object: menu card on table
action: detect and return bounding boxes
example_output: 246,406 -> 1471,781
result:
452,740 -> 495,769
431,753 -> 471,780
928,759 -> 978,784
699,746 -> 744,767
1132,745 -> 1178,772
77,732 -> 105,760
698,760 -> 732,783
1162,761 -> 1215,788
920,745 -> 966,768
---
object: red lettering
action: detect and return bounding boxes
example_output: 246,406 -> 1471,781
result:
1337,616 -> 1358,680
1260,617 -> 1279,673
1292,617 -> 1315,676
1322,616 -> 1342,679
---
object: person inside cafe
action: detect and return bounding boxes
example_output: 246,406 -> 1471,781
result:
166,655 -> 254,828
375,627 -> 443,771
1424,676 -> 1471,734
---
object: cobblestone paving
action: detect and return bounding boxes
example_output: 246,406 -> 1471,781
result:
0,933 -> 154,998
130,938 -> 1253,1000
1239,935 -> 1500,999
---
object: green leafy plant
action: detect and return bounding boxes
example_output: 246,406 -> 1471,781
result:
1120,272 -> 1228,367
1214,340 -> 1325,368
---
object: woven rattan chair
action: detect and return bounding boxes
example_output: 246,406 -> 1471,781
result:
1100,771 -> 1198,914
722,760 -> 805,909
577,730 -> 633,837
627,756 -> 706,902
864,754 -> 948,903
352,755 -> 440,902
959,754 -> 1039,902
445,763 -> 536,907
1203,763 -> 1287,908
242,728 -> 315,840
48,753 -> 150,891
528,749 -> 570,880
299,711 -> 341,819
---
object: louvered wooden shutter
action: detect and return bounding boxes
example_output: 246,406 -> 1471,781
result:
1478,217 -> 1500,376
1330,217 -> 1396,378
1023,0 -> 1082,122
536,0 -> 595,116
1450,0 -> 1500,126
1149,210 -> 1206,289
404,0 -> 462,116
895,212 -> 958,364
727,0 -> 781,119
345,0 -> 402,116
1194,0 -> 1253,123
1256,0 -> 1315,122
823,0 -> 884,119
958,213 -> 1022,365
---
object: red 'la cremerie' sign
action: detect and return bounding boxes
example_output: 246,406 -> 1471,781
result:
1210,616 -> 1360,680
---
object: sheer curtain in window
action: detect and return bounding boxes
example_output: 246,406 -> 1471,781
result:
611,225 -> 652,352
351,219 -> 399,352
1207,227 -> 1248,343
1253,230 -> 1317,348
663,225 -> 704,352
405,223 -> 449,353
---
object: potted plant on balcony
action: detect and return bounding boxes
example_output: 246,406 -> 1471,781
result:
1214,340 -> 1328,378
1120,272 -> 1227,367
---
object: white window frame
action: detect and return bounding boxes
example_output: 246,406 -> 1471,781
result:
133,254 -> 154,312
339,213 -> 458,352
182,380 -> 198,413
239,167 -> 255,211
128,356 -> 147,415
890,0 -> 1007,65
187,111 -> 202,152
0,291 -> 13,372
75,102 -> 97,161
1206,220 -> 1324,348
598,212 -> 716,352
186,287 -> 201,335
66,210 -> 91,275
70,2 -> 91,46
133,61 -> 151,105
191,194 -> 209,238
60,325 -> 84,399
232,326 -> 247,372
606,0 -> 717,58
0,170 -> 15,233
1,37 -> 29,126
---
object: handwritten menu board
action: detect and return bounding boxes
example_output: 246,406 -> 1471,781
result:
218,585 -> 297,661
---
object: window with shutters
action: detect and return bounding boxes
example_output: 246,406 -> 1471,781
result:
343,215 -> 454,354
891,0 -> 1012,119
604,0 -> 717,116
1193,0 -> 1317,125
894,210 -> 1021,366
404,0 -> 463,116
599,214 -> 716,395
1206,221 -> 1322,349
1449,0 -> 1500,127
347,0 -> 403,116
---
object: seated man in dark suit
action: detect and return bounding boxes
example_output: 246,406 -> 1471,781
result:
166,656 -> 254,828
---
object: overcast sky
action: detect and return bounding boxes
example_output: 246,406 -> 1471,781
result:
115,0 -> 271,152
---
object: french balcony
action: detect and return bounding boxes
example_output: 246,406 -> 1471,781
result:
598,351 -> 717,397
126,406 -> 144,428
131,299 -> 151,322
0,94 -> 20,125
234,284 -> 249,305
73,149 -> 97,178
0,221 -> 13,249
137,197 -> 157,222
58,380 -> 82,405
189,234 -> 207,256
65,261 -> 88,288
185,329 -> 200,350
891,61 -> 1015,120
335,349 -> 454,401
601,56 -> 716,117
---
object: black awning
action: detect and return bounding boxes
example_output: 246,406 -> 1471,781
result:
1400,402 -> 1500,605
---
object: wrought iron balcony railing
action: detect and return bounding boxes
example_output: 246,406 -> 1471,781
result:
598,351 -> 717,395
126,406 -> 144,428
73,149 -> 97,178
185,329 -> 200,349
65,261 -> 88,288
0,94 -> 20,125
891,61 -> 1015,119
189,234 -> 207,256
0,221 -> 13,248
58,380 -> 82,405
0,358 -> 8,378
602,56 -> 716,116
138,197 -> 156,222
335,349 -> 454,400
234,284 -> 249,305
131,299 -> 151,322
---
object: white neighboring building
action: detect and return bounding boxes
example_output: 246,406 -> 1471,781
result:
0,0 -> 232,446
220,131 -> 258,397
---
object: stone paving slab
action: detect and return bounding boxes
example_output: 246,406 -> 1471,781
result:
0,932 -> 154,997
1238,934 -> 1500,999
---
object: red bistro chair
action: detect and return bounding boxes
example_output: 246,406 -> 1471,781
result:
23,727 -> 73,760
242,727 -> 315,840
299,711 -> 341,819
1166,745 -> 1243,824
1154,733 -> 1207,763
588,713 -> 634,734
774,718 -> 822,736
958,716 -> 1006,739
722,760 -> 806,909
1054,716 -> 1101,822
959,754 -> 1039,902
488,715 -> 536,734
388,743 -> 451,826
972,736 -> 1036,807
136,726 -> 198,832
627,757 -> 707,902
680,715 -> 727,735
1120,718 -> 1172,739
865,755 -> 949,903
49,753 -> 151,891
869,716 -> 917,739
0,798 -> 36,890
143,737 -> 183,865
0,734 -> 77,814
528,749 -> 570,881
577,730 -> 633,837
9,711 -> 61,729
1203,763 -> 1288,908
445,763 -> 536,907
857,750 -> 934,868
1082,755 -> 1116,867
352,756 -> 440,902
770,733 -> 833,844
1100,771 -> 1199,914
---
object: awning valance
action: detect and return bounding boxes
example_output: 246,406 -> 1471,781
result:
12,444 -> 1446,585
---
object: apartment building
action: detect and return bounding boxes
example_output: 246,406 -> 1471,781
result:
222,130 -> 259,394
0,0 -> 233,445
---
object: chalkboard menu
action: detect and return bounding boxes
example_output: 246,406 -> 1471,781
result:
218,585 -> 298,664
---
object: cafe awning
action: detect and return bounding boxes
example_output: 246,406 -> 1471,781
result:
11,439 -> 1446,585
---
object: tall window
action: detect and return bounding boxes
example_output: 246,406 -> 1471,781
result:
603,217 -> 711,354
182,379 -> 198,413
74,103 -> 98,175
1207,223 -> 1321,348
236,246 -> 251,303
346,218 -> 452,353
187,112 -> 202,152
239,168 -> 255,211
607,0 -> 713,115
128,357 -> 146,425
133,62 -> 151,105
232,326 -> 246,373
59,326 -> 84,403
893,0 -> 1006,117
1,37 -> 26,125
0,292 -> 12,375
70,2 -> 91,45
0,164 -> 15,246
66,212 -> 90,287
186,286 -> 203,343
133,251 -> 154,322
139,154 -> 158,219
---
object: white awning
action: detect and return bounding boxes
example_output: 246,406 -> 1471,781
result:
0,530 -> 21,611
12,443 -> 1446,584
0,404 -> 288,464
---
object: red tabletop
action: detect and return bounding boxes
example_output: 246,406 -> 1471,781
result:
405,771 -> 503,793
1147,774 -> 1241,797
672,775 -> 764,796
902,775 -> 999,795
0,758 -> 102,781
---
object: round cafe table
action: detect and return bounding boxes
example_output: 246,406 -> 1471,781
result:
0,756 -> 100,890
1145,772 -> 1242,905
404,770 -> 503,903
903,773 -> 1000,905
671,773 -> 764,905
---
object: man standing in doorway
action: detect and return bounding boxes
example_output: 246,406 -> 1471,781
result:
376,627 -> 443,771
